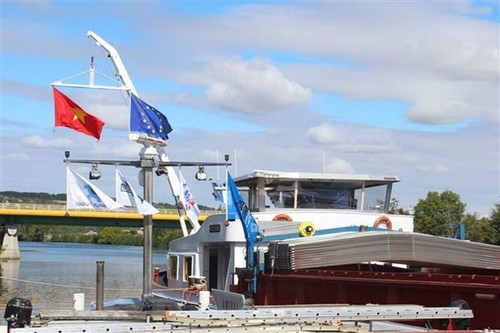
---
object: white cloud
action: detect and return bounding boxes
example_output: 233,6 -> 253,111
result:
324,158 -> 354,174
205,58 -> 311,113
305,123 -> 340,144
21,135 -> 72,149
305,123 -> 397,154
3,153 -> 30,161
412,163 -> 450,174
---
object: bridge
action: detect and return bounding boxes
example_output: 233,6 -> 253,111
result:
0,203 -> 220,228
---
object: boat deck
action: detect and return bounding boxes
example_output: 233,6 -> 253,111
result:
8,304 -> 474,333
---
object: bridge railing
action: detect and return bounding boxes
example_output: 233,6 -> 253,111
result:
0,203 -> 221,216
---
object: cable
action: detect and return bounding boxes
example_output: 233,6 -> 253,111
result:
0,276 -> 140,292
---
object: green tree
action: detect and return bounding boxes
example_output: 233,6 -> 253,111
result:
463,212 -> 493,243
388,198 -> 411,215
413,190 -> 466,236
489,203 -> 500,245
153,229 -> 183,250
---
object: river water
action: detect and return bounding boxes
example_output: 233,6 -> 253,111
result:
0,242 -> 167,312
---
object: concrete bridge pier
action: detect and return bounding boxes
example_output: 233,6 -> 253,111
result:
0,224 -> 20,260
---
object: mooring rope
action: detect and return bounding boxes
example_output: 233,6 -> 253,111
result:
0,276 -> 141,292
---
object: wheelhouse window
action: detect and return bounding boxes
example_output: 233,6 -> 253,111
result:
265,182 -> 296,208
183,256 -> 193,282
237,172 -> 395,212
168,255 -> 178,280
355,185 -> 388,211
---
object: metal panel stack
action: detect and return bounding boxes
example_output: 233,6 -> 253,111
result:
265,232 -> 500,271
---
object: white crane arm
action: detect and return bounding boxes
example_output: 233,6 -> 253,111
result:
87,30 -> 138,96
86,31 -> 201,236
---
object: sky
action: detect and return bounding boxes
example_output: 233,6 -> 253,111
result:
1,1 -> 499,216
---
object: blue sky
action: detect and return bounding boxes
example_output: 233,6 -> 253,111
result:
1,1 -> 499,216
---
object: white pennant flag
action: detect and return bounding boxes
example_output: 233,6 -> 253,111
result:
115,169 -> 159,216
66,166 -> 124,210
179,170 -> 201,221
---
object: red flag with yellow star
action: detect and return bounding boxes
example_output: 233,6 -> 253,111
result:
53,87 -> 105,140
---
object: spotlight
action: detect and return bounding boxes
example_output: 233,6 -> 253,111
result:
89,163 -> 101,180
65,150 -> 70,158
195,166 -> 207,181
155,167 -> 167,176
224,154 -> 230,162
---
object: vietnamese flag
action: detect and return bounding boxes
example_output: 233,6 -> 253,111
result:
53,87 -> 105,140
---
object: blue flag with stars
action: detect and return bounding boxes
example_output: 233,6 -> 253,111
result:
226,172 -> 260,248
130,94 -> 173,140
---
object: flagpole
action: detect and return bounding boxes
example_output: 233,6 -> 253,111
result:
139,146 -> 158,309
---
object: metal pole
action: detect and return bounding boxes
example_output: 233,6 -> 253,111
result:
142,166 -> 153,309
96,261 -> 104,310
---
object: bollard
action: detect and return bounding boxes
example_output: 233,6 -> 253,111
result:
199,291 -> 210,310
96,261 -> 104,310
73,293 -> 85,311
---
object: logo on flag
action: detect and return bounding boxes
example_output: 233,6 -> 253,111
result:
66,166 -> 123,210
179,171 -> 200,221
226,172 -> 260,248
115,169 -> 159,216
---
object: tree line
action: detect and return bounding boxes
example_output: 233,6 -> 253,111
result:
389,190 -> 500,245
2,190 -> 500,246
16,225 -> 182,250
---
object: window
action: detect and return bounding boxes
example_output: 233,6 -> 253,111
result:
183,256 -> 193,282
169,256 -> 178,280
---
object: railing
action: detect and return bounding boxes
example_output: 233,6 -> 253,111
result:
0,203 -> 221,216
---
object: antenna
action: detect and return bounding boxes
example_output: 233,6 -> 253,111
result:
322,151 -> 326,173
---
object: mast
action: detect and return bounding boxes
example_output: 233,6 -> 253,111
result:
56,31 -> 204,309
84,31 -> 200,234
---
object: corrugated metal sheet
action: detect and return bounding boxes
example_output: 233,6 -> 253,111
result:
265,232 -> 500,271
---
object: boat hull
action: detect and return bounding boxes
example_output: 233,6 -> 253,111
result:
235,268 -> 500,329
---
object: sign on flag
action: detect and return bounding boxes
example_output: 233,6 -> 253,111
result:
115,169 -> 159,216
66,166 -> 123,210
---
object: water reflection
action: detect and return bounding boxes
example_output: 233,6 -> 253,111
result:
0,259 -> 20,301
0,242 -> 167,312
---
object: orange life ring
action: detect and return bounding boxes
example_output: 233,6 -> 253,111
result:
373,215 -> 392,230
272,213 -> 293,222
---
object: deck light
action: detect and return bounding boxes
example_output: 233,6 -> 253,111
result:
195,166 -> 207,181
155,167 -> 167,176
89,163 -> 101,180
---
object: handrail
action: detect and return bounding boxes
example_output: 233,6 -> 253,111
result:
0,203 -> 220,216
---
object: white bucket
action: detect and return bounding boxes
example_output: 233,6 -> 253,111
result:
199,290 -> 210,310
73,293 -> 85,311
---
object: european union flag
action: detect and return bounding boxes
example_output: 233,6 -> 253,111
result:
226,172 -> 260,248
130,93 -> 173,140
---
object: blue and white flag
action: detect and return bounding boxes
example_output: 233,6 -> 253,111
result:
226,172 -> 260,248
212,182 -> 224,203
66,166 -> 124,210
178,170 -> 200,221
115,169 -> 159,216
130,93 -> 172,141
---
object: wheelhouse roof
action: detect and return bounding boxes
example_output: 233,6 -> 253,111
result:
234,170 -> 400,190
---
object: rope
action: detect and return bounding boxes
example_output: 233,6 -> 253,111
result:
0,276 -> 140,292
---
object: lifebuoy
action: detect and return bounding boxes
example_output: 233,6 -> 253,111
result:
299,221 -> 316,237
272,213 -> 293,222
373,216 -> 392,230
